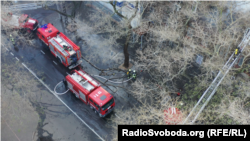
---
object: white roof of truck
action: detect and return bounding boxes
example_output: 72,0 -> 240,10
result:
69,70 -> 100,92
49,35 -> 76,56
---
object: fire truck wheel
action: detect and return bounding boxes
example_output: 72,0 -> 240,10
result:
99,113 -> 102,118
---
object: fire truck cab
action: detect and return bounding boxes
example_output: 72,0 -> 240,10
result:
66,69 -> 115,117
36,23 -> 82,69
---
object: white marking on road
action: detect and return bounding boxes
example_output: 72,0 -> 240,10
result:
5,48 -> 9,51
40,50 -> 45,54
21,63 -> 104,141
53,61 -> 57,65
15,57 -> 19,61
10,52 -> 14,56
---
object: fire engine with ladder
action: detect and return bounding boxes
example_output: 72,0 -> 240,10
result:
65,69 -> 115,117
36,23 -> 82,69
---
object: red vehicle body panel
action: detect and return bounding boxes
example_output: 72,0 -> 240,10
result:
19,14 -> 38,31
89,87 -> 113,106
36,23 -> 59,46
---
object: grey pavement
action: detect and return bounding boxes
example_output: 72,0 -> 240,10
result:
84,1 -> 122,22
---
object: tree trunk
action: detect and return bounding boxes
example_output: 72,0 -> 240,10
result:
109,1 -> 139,69
123,25 -> 132,68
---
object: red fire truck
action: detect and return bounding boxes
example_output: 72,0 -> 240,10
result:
1,12 -> 38,33
36,23 -> 82,69
65,69 -> 115,117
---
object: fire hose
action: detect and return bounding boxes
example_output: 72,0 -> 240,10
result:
54,75 -> 132,95
54,81 -> 69,95
90,75 -> 132,84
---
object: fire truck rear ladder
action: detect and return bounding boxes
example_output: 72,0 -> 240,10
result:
183,28 -> 250,124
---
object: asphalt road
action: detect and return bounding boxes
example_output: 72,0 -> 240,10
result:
1,2 -> 139,141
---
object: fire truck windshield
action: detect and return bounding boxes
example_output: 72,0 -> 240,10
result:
101,98 -> 114,111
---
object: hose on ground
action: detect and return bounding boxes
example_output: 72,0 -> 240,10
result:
90,75 -> 132,84
54,81 -> 69,95
81,56 -> 125,72
103,75 -> 127,84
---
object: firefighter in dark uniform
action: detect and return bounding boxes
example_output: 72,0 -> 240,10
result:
63,79 -> 68,89
72,57 -> 77,66
127,69 -> 132,79
10,34 -> 15,45
63,45 -> 68,50
132,70 -> 137,81
10,34 -> 18,51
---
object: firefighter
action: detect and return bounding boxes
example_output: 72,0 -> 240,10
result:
63,79 -> 67,89
127,69 -> 132,79
73,57 -> 78,65
63,45 -> 67,50
177,89 -> 182,96
233,48 -> 241,60
132,70 -> 137,81
10,34 -> 15,45
70,56 -> 78,67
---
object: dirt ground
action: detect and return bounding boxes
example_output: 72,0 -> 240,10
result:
1,84 -> 39,141
1,49 -> 40,141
